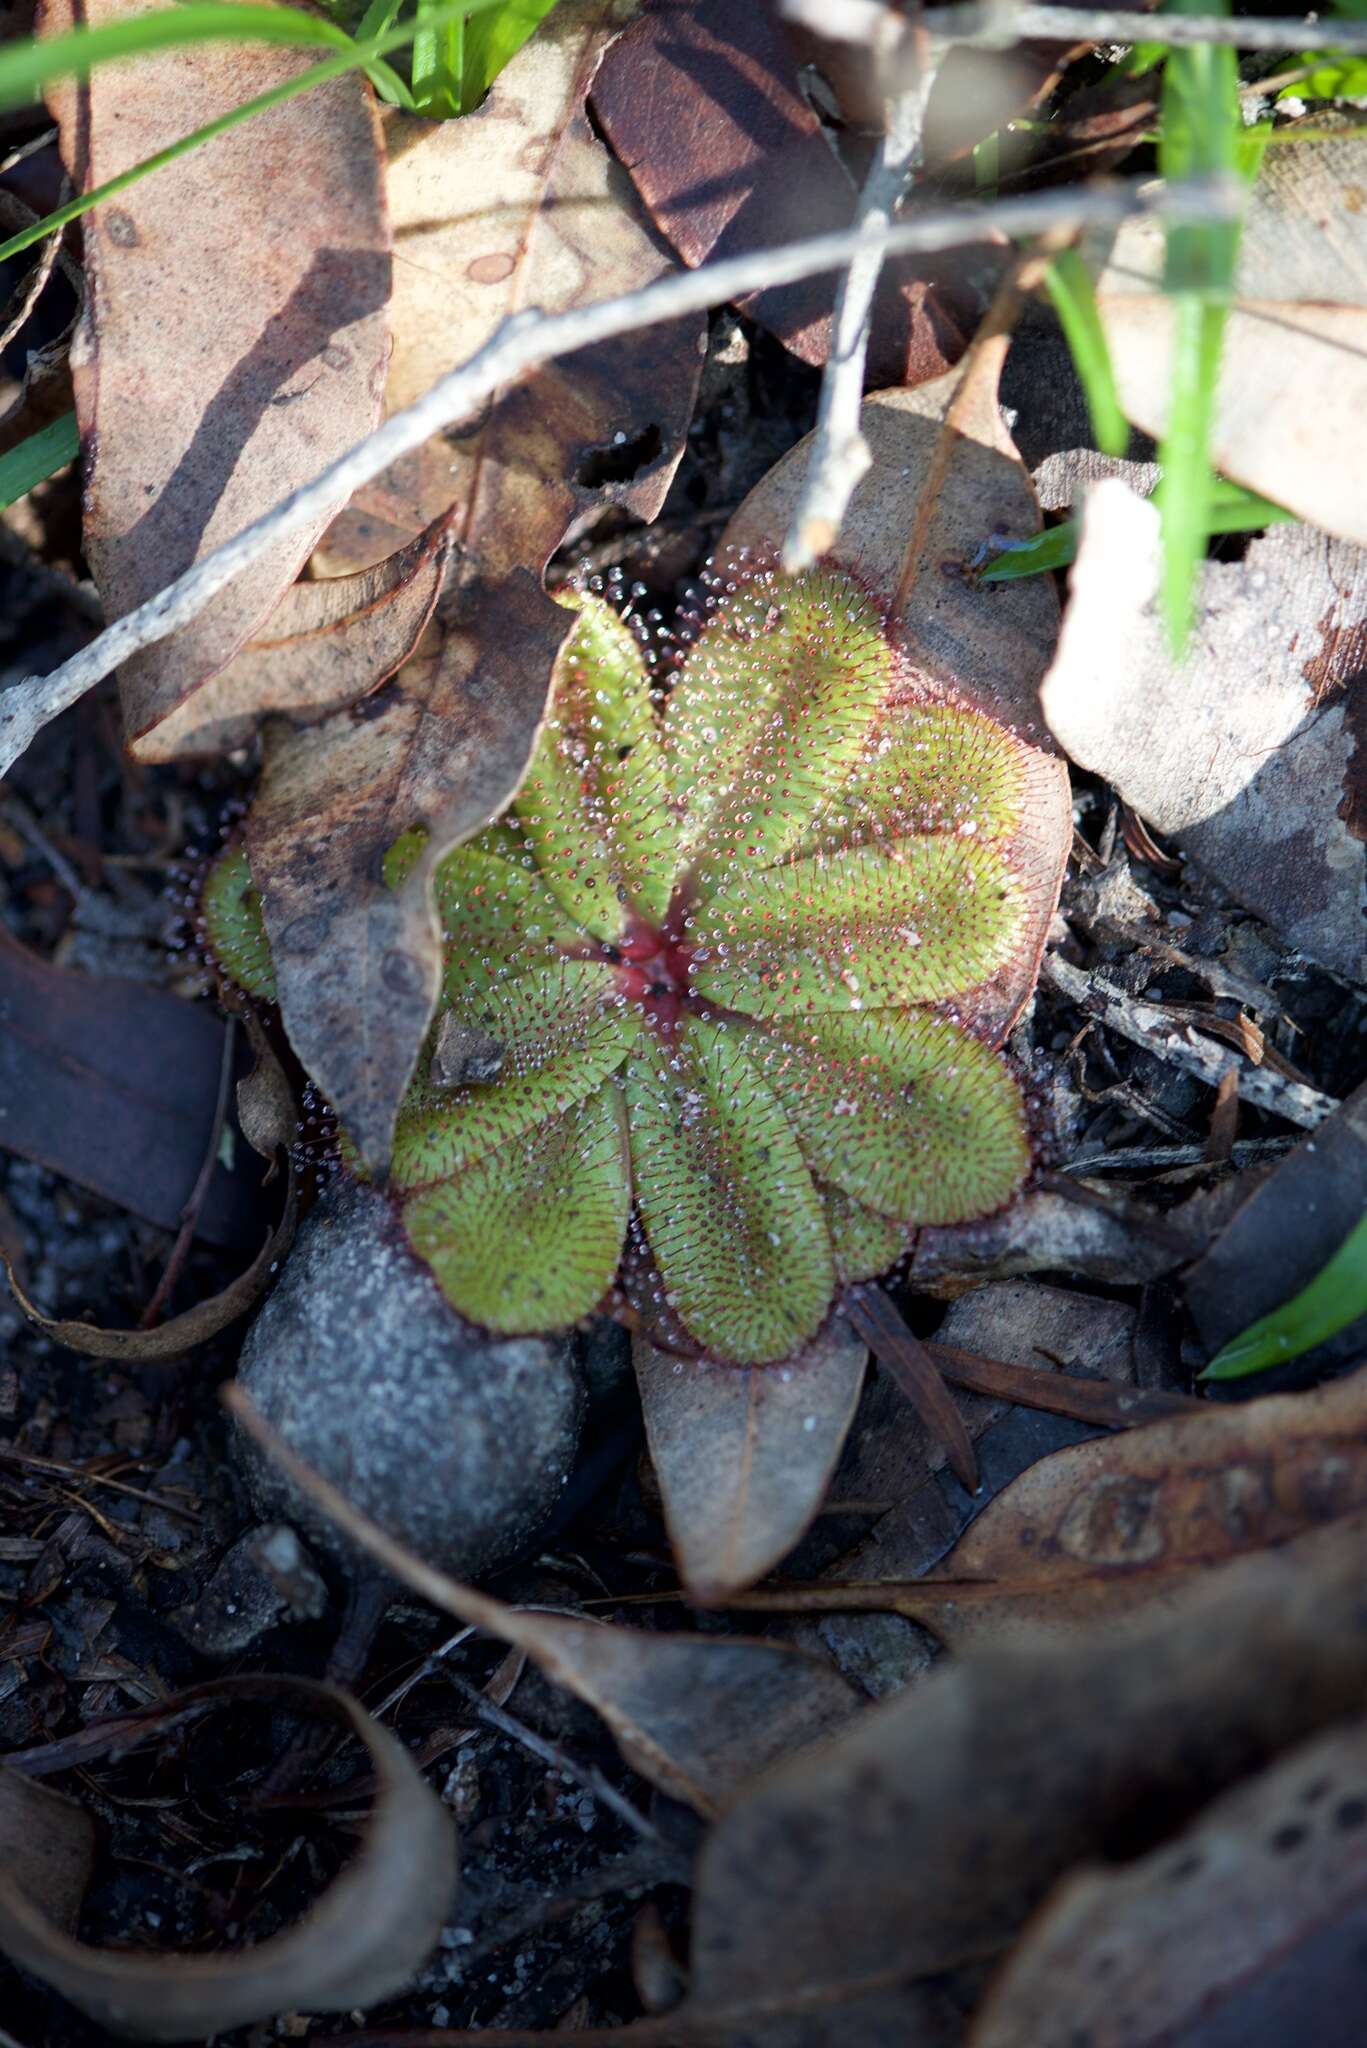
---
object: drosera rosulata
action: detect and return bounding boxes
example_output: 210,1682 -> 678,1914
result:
203,560 -> 1059,1367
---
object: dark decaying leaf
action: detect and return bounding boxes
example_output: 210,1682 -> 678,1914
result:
0,1679 -> 455,2042
1186,1076 -> 1367,1383
40,0 -> 392,760
4,1009 -> 297,1358
1041,482 -> 1367,982
247,0 -> 702,1173
631,1323 -> 867,1603
228,1389 -> 862,1818
0,922 -> 262,1246
590,0 -> 979,387
970,1714 -> 1367,2048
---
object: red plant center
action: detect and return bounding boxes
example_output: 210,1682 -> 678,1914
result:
608,914 -> 696,1032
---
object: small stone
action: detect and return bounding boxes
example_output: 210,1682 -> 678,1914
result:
232,1180 -> 586,1579
176,1522 -> 328,1657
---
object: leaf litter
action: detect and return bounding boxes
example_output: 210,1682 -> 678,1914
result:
5,2 -> 1367,2039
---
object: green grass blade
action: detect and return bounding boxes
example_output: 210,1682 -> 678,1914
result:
411,0 -> 464,117
0,0 -> 495,273
1041,247 -> 1128,459
0,4 -> 353,110
1201,1208 -> 1367,1379
460,0 -> 557,111
979,478 -> 1296,584
0,411 -> 79,510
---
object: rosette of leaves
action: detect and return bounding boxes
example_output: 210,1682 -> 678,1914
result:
205,564 -> 1048,1367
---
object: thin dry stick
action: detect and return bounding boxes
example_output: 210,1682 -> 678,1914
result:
782,49 -> 942,572
1044,953 -> 1339,1130
904,0 -> 1367,55
0,175 -> 1238,778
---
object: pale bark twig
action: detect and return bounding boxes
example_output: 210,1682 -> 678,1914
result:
793,0 -> 1367,56
0,176 -> 1238,779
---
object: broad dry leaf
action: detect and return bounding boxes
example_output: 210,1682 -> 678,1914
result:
248,0 -> 702,1171
590,0 -> 978,387
40,0 -> 392,760
1095,127 -> 1367,543
632,1322 -> 868,1604
229,1388 -> 862,1818
971,1714 -> 1367,2047
0,1680 -> 454,2041
1040,481 -> 1367,981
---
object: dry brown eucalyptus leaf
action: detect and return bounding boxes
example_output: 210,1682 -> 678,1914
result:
227,1388 -> 862,1818
1040,481 -> 1367,982
970,1714 -> 1367,2047
0,1680 -> 455,2042
4,1013 -> 296,1358
39,0 -> 391,759
733,1375 -> 1367,1650
1094,128 -> 1367,543
164,513 -> 453,755
248,0 -> 701,1173
632,1323 -> 868,1605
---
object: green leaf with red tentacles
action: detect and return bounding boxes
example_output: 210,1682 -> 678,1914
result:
514,595 -> 677,941
203,561 -> 1057,1365
664,566 -> 895,896
199,843 -> 277,1003
402,1083 -> 631,1334
622,1018 -> 834,1367
688,837 -> 1024,1019
742,1010 -> 1032,1225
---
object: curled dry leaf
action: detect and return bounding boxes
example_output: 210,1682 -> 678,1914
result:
632,1323 -> 868,1604
734,1367 -> 1367,1651
40,0 -> 391,759
158,512 -> 454,757
228,1388 -> 861,1818
1040,482 -> 1367,982
0,1679 -> 455,2042
971,1714 -> 1367,2048
246,0 -> 702,1172
1094,126 -> 1367,545
590,0 -> 979,387
4,1011 -> 297,1359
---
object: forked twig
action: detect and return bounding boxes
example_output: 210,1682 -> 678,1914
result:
0,176 -> 1238,777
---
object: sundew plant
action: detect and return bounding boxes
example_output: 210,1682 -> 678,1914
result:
206,563 -> 1051,1366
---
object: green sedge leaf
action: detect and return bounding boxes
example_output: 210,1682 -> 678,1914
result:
623,1018 -> 834,1365
1284,56 -> 1367,98
403,1083 -> 631,1333
665,566 -> 896,896
0,412 -> 78,511
1201,1208 -> 1367,1380
1041,248 -> 1128,460
390,960 -> 637,1185
821,1182 -> 909,1286
742,1010 -> 1030,1224
689,837 -> 1023,1020
516,596 -> 677,941
460,0 -> 558,110
200,845 -> 278,1002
